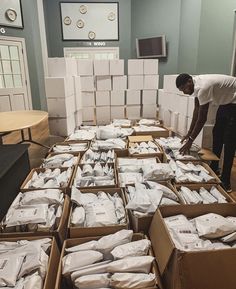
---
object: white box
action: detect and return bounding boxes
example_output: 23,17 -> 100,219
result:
45,77 -> 74,98
110,91 -> 125,106
144,59 -> 159,75
95,91 -> 110,106
126,90 -> 141,105
110,60 -> 124,75
142,105 -> 157,118
111,106 -> 125,119
49,115 -> 75,136
163,109 -> 172,127
128,75 -> 143,89
142,90 -> 157,104
163,74 -> 184,94
170,111 -> 179,132
128,59 -> 144,75
48,58 -> 77,77
77,59 -> 94,76
75,109 -> 83,127
143,75 -> 159,90
112,76 -> 127,90
80,76 -> 95,91
74,76 -> 82,110
96,76 -> 112,91
96,106 -> 111,125
83,107 -> 95,122
47,95 -> 75,117
177,115 -> 188,136
81,91 -> 95,107
126,105 -> 141,119
178,95 -> 189,116
187,96 -> 195,117
94,60 -> 110,75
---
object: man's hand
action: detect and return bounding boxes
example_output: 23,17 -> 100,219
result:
179,138 -> 193,155
181,134 -> 189,144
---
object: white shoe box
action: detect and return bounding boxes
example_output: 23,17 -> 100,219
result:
143,75 -> 159,90
110,91 -> 125,105
158,89 -> 165,107
178,95 -> 189,116
81,91 -> 95,107
187,96 -> 195,117
144,59 -> 159,75
112,76 -> 127,90
128,59 -> 144,75
96,106 -> 111,125
202,124 -> 213,148
77,59 -> 94,76
126,90 -> 141,105
48,58 -> 77,77
94,60 -> 110,75
74,76 -> 82,110
45,77 -> 74,98
95,91 -> 110,106
75,109 -> 83,127
128,75 -> 144,89
83,107 -> 95,122
177,115 -> 188,136
96,76 -> 112,91
170,111 -> 179,132
142,90 -> 157,104
142,105 -> 157,118
47,94 -> 75,117
163,109 -> 172,127
49,115 -> 75,136
126,105 -> 141,119
80,76 -> 95,91
110,60 -> 124,75
163,74 -> 184,94
111,106 -> 125,119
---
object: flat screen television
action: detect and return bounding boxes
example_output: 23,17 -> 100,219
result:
136,35 -> 167,58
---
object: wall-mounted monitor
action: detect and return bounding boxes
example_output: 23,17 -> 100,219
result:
136,35 -> 167,58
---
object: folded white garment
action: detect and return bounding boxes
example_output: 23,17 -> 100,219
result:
68,130 -> 96,141
91,139 -> 127,150
74,273 -> 110,289
71,207 -> 85,227
81,149 -> 115,164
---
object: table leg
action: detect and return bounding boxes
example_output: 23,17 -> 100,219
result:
17,128 -> 50,149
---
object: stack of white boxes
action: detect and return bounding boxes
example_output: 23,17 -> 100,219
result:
127,59 -> 159,119
158,74 -> 218,148
45,58 -> 78,136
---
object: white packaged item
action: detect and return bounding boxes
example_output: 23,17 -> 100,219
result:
41,153 -> 77,168
210,186 -> 227,203
71,207 -> 85,227
91,139 -> 126,151
221,232 -> 236,243
53,143 -> 88,153
142,163 -> 174,180
146,181 -> 178,201
20,189 -> 63,206
81,149 -> 115,164
160,197 -> 180,206
164,214 -> 197,234
74,273 -> 110,289
112,193 -> 126,224
111,239 -> 151,260
119,173 -> 143,187
68,130 -> 96,141
23,272 -> 43,289
138,119 -> 160,126
199,187 -> 217,204
110,273 -> 156,289
66,241 -> 98,253
107,256 -> 154,273
62,250 -> 103,275
194,213 -> 236,239
112,119 -> 131,127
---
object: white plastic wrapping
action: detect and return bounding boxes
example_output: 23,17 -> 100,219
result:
74,273 -> 110,289
110,272 -> 156,288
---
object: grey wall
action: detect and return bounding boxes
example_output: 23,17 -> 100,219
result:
3,0 -> 46,110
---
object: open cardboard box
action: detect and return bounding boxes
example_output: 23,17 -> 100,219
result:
90,139 -> 129,158
80,149 -> 117,164
68,188 -> 129,238
47,140 -> 90,157
124,181 -> 183,233
133,125 -> 170,138
173,183 -> 235,204
55,233 -> 163,289
0,194 -> 70,247
0,236 -> 60,289
149,203 -> 236,289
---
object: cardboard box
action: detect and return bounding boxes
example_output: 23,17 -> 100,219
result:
96,76 -> 112,91
77,59 -> 93,75
73,76 -> 82,110
125,181 -> 181,233
112,75 -> 127,90
143,105 -> 157,118
144,75 -> 159,90
142,90 -> 157,105
128,135 -> 153,143
110,105 -> 125,119
45,77 -> 74,98
0,195 -> 70,246
149,203 -> 236,289
128,59 -> 144,75
80,76 -> 95,91
81,91 -> 95,107
126,105 -> 141,119
134,125 -> 170,138
110,59 -> 124,75
47,95 -> 75,118
75,109 -> 83,127
110,90 -> 125,105
96,106 -> 111,125
163,74 -> 183,94
128,139 -> 163,160
68,188 -> 129,238
144,59 -> 159,75
128,75 -> 144,89
170,111 -> 179,132
48,57 -> 77,77
93,59 -> 110,75
82,106 -> 95,122
49,115 -> 76,136
48,140 -> 90,156
126,90 -> 141,105
95,91 -> 110,106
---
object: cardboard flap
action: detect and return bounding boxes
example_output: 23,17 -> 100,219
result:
149,209 -> 175,274
128,135 -> 153,142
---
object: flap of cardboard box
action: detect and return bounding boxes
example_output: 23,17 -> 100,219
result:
128,135 -> 153,142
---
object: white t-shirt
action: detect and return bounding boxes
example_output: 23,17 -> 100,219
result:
192,74 -> 236,105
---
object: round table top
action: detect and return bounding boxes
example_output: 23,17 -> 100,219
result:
0,110 -> 48,133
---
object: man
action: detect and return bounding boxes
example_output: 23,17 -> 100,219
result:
176,73 -> 236,192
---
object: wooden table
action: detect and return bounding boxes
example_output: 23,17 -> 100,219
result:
0,110 -> 49,148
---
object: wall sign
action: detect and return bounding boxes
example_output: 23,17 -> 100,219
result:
60,2 -> 119,41
0,0 -> 23,29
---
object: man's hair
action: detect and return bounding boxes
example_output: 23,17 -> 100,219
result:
176,73 -> 192,88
